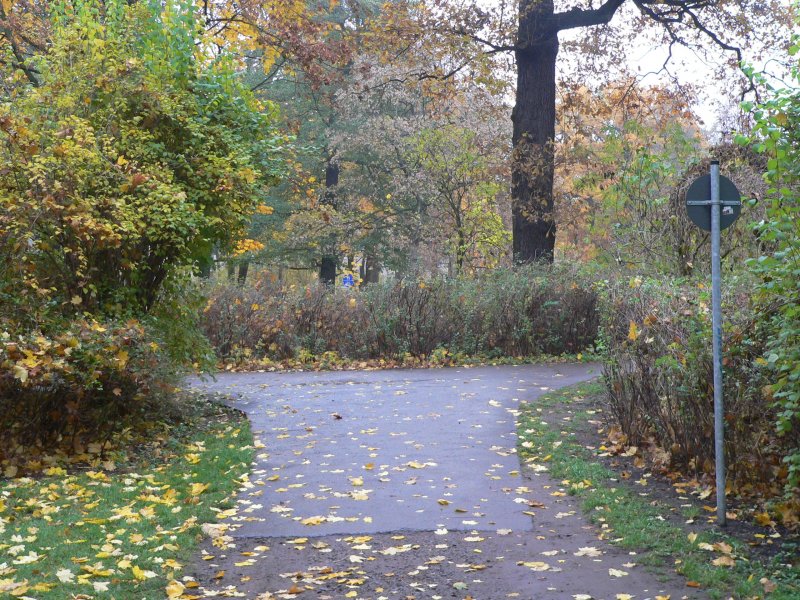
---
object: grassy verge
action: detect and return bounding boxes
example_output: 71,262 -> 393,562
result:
517,380 -> 800,600
0,397 -> 253,599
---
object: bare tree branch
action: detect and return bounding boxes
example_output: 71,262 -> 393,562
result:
552,0 -> 627,33
0,6 -> 40,86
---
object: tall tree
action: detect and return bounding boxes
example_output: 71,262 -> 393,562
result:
437,0 -> 790,262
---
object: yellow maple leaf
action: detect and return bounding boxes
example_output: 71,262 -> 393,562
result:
712,555 -> 735,567
166,580 -> 185,598
132,565 -> 147,581
754,511 -> 774,526
190,482 -> 209,496
518,561 -> 550,571
12,364 -> 28,383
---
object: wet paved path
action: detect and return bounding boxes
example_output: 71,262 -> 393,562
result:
188,364 -> 701,600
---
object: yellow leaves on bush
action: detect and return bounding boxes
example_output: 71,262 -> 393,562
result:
0,319 -> 166,466
627,321 -> 639,342
1,321 -> 149,388
0,2 -> 285,323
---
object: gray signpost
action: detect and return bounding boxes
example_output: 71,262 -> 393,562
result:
685,160 -> 741,527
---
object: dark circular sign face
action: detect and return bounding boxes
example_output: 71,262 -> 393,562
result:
685,174 -> 742,231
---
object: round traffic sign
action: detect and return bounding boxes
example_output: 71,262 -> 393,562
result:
685,174 -> 741,231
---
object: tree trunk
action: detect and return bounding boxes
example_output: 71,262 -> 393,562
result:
319,159 -> 339,285
510,0 -> 628,262
362,255 -> 381,284
512,25 -> 558,263
198,258 -> 212,278
237,260 -> 250,286
455,227 -> 467,274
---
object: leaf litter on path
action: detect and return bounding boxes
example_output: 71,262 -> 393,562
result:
186,366 -> 700,599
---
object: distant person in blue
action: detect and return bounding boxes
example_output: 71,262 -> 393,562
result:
342,274 -> 355,288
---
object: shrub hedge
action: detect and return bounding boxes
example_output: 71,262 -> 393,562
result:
600,274 -> 797,498
201,264 -> 600,363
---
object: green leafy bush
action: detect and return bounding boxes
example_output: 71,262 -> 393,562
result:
742,33 -> 800,491
0,0 -> 282,318
0,0 -> 283,458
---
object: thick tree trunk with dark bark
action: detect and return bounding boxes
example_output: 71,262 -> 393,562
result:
510,0 -> 628,263
512,1 -> 558,263
319,160 -> 339,285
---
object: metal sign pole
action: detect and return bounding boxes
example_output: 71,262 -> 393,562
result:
685,160 -> 740,527
710,160 -> 726,527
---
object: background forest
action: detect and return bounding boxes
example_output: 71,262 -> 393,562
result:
1,0 -> 800,536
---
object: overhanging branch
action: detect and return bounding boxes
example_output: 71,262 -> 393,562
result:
0,6 -> 40,86
553,0 -> 627,33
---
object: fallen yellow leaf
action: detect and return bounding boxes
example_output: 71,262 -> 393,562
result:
166,580 -> 185,598
190,482 -> 209,496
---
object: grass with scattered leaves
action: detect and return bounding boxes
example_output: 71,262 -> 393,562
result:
0,398 -> 253,599
517,380 -> 800,600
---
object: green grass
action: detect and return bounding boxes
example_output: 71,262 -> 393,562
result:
0,399 -> 254,599
517,380 -> 800,600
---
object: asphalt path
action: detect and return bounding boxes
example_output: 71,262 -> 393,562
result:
188,364 -> 702,600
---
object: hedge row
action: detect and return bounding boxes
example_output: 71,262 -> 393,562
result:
600,275 -> 796,496
201,265 -> 600,362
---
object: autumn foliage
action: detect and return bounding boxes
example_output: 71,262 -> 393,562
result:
0,0 -> 284,460
200,265 -> 599,364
